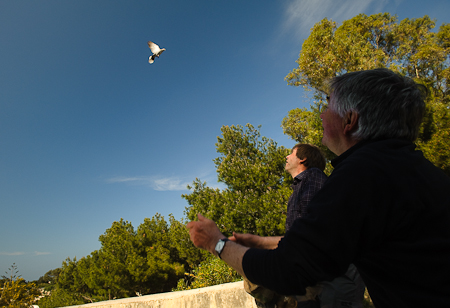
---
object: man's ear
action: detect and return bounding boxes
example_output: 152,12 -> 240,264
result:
343,111 -> 359,135
298,158 -> 307,164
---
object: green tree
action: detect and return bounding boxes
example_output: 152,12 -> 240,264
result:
183,124 -> 292,237
96,218 -> 136,299
54,214 -> 193,302
74,252 -> 108,302
168,215 -> 206,270
179,124 -> 292,290
35,268 -> 61,290
37,287 -> 85,308
128,214 -> 185,295
56,220 -> 138,301
57,256 -> 98,301
284,13 -> 450,175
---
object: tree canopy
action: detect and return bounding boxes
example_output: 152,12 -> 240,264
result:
183,124 -> 292,237
42,214 -> 199,306
284,13 -> 450,174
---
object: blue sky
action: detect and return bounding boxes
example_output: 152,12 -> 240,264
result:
1,0 -> 449,281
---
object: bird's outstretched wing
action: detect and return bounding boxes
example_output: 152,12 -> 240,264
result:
148,41 -> 162,55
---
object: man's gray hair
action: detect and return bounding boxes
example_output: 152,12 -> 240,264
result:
328,68 -> 427,142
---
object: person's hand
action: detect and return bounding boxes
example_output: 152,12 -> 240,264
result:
186,213 -> 224,254
230,232 -> 262,248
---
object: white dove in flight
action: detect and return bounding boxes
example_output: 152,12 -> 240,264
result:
148,41 -> 166,64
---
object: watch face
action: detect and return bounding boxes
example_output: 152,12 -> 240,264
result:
215,240 -> 225,254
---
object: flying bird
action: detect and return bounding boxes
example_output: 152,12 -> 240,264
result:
148,41 -> 165,64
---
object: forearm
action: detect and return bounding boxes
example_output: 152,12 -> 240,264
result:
231,233 -> 283,250
217,237 -> 281,280
217,241 -> 250,278
260,236 -> 282,250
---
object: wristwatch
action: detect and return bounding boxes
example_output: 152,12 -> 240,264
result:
214,238 -> 229,259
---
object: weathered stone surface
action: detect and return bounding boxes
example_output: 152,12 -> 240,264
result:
60,281 -> 257,308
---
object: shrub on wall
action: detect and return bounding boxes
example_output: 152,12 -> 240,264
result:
173,255 -> 242,291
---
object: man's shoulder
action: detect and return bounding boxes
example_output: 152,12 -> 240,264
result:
305,167 -> 327,177
331,139 -> 420,182
335,139 -> 410,166
298,167 -> 328,184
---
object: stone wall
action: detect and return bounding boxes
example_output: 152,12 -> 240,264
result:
59,281 -> 257,308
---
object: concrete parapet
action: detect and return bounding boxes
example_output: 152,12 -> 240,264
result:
61,281 -> 257,308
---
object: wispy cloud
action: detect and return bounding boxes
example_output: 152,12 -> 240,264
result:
0,252 -> 25,256
151,177 -> 190,191
34,251 -> 51,256
106,176 -> 191,191
107,176 -> 146,184
282,0 -> 393,39
0,251 -> 51,256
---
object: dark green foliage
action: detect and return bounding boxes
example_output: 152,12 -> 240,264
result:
37,288 -> 85,308
47,215 -> 193,306
35,268 -> 61,290
183,124 -> 292,237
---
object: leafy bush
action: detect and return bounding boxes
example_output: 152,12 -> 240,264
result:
0,264 -> 40,308
173,255 -> 242,291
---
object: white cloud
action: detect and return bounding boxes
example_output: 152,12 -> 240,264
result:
282,0 -> 392,39
106,176 -> 190,191
107,176 -> 145,183
151,177 -> 191,191
0,251 -> 51,256
0,252 -> 25,256
34,251 -> 51,256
